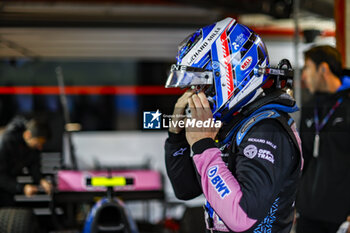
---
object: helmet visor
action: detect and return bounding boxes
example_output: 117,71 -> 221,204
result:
165,65 -> 213,88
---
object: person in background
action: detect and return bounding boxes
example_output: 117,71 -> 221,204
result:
0,116 -> 52,207
296,45 -> 350,233
165,17 -> 303,232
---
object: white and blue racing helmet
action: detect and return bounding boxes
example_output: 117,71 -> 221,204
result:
165,17 -> 271,121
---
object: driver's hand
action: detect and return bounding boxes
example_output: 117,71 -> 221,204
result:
40,179 -> 53,195
185,92 -> 221,146
169,89 -> 195,134
23,184 -> 39,197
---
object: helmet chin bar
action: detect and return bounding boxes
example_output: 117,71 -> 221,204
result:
254,59 -> 294,89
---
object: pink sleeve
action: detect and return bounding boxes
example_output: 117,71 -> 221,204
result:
193,147 -> 257,232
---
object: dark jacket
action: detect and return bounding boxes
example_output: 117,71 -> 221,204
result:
0,117 -> 42,206
296,86 -> 350,224
165,91 -> 303,233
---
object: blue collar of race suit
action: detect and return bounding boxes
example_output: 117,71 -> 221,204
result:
217,90 -> 298,145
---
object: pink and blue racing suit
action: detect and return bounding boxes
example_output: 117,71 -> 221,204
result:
165,91 -> 303,233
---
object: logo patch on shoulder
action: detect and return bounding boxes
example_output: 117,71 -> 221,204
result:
258,149 -> 275,164
243,144 -> 257,159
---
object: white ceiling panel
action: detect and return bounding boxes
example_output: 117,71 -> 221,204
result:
0,27 -> 195,59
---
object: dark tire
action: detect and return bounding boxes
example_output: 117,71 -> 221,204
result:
0,208 -> 38,233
